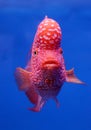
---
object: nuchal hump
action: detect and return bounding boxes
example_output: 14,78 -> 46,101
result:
34,16 -> 62,49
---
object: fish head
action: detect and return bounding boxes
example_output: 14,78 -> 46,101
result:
31,46 -> 64,72
31,16 -> 64,71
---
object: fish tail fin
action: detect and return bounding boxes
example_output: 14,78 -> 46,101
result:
15,67 -> 32,90
66,68 -> 85,85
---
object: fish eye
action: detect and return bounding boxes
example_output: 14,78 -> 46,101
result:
59,48 -> 63,54
34,51 -> 37,55
33,50 -> 38,55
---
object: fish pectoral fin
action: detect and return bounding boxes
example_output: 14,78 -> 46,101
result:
66,68 -> 85,84
15,67 -> 32,90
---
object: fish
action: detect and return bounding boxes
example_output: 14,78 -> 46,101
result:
15,16 -> 84,112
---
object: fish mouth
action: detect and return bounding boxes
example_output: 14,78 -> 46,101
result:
42,60 -> 60,68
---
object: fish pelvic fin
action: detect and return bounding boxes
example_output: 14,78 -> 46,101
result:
25,88 -> 38,105
66,68 -> 85,85
28,95 -> 45,112
15,67 -> 32,90
53,97 -> 60,108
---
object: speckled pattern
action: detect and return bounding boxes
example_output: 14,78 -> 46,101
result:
33,16 -> 62,49
25,16 -> 66,111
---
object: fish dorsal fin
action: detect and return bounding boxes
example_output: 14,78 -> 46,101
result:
15,67 -> 32,90
66,68 -> 85,84
27,48 -> 32,62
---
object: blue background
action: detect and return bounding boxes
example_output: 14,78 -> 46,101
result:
0,0 -> 91,130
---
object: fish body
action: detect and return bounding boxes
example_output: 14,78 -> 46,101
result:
15,16 -> 84,112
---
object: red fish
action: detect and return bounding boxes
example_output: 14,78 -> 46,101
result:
15,16 -> 84,112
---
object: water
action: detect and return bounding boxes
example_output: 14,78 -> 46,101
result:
0,1 -> 91,130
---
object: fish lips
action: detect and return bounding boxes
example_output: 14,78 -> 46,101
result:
42,60 -> 61,69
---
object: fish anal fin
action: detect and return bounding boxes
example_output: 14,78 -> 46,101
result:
15,67 -> 32,90
66,68 -> 85,84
